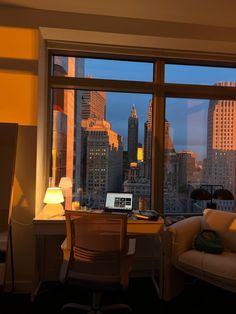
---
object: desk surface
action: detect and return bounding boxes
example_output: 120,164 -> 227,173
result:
33,211 -> 164,235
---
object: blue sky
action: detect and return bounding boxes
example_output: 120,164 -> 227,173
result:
85,59 -> 236,160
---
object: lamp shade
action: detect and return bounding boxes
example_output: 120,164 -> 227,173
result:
43,187 -> 64,204
59,177 -> 72,189
213,189 -> 234,200
190,188 -> 211,200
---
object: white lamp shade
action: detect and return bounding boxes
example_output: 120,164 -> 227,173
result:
43,187 -> 64,204
59,177 -> 72,189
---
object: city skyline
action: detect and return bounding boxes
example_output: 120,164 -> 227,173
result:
51,56 -> 236,213
86,58 -> 236,161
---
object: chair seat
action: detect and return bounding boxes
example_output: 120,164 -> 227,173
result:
178,249 -> 236,281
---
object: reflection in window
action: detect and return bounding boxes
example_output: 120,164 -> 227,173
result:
165,92 -> 236,214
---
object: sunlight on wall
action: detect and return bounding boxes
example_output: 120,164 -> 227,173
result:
0,27 -> 38,125
0,27 -> 38,59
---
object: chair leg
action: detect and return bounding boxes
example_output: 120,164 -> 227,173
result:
101,303 -> 132,312
92,291 -> 102,310
61,302 -> 91,312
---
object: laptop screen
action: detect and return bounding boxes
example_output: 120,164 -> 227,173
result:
105,192 -> 133,212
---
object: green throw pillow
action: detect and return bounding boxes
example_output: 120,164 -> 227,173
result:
194,229 -> 224,254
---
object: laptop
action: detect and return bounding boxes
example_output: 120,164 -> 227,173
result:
104,192 -> 133,214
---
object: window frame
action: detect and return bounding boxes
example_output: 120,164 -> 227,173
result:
46,46 -> 236,214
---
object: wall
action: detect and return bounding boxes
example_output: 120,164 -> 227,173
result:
0,26 -> 38,291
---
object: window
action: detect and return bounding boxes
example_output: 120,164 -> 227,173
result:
47,50 -> 236,214
53,56 -> 153,82
50,56 -> 153,210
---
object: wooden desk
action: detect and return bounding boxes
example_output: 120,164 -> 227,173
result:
32,212 -> 164,298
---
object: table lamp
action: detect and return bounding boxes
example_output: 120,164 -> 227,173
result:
59,177 -> 72,195
42,187 -> 64,219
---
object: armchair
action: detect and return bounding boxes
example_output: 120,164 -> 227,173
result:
162,209 -> 236,301
60,210 -> 136,313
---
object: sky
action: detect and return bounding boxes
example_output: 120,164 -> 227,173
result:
84,59 -> 236,160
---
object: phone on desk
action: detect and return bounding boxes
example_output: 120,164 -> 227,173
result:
133,210 -> 160,221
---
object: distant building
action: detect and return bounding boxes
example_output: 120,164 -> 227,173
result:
81,90 -> 106,120
128,104 -> 139,163
51,57 -> 85,209
164,120 -> 181,213
51,57 -> 84,197
51,109 -> 67,185
144,100 -> 152,178
137,143 -> 143,162
81,119 -> 123,208
177,151 -> 198,192
122,150 -> 129,181
204,82 -> 236,211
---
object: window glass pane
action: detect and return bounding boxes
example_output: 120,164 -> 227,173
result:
165,96 -> 236,214
52,56 -> 153,82
51,86 -> 152,210
165,64 -> 236,86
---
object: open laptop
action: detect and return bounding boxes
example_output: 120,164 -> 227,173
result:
104,192 -> 133,214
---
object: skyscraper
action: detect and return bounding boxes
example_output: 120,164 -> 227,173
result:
81,118 -> 123,208
205,82 -> 236,205
52,57 -> 85,205
81,90 -> 106,120
144,100 -> 152,178
128,104 -> 138,163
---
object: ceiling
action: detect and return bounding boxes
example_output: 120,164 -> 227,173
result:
1,0 -> 236,28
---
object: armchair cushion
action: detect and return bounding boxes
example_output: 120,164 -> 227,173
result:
178,250 -> 236,281
168,216 -> 202,263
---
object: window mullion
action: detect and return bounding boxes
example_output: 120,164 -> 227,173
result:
164,83 -> 236,100
152,60 -> 165,212
49,76 -> 155,94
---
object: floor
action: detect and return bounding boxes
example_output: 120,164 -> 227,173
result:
0,277 -> 235,313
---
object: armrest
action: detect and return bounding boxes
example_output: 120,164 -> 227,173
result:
61,237 -> 71,261
60,237 -> 70,283
167,216 -> 202,262
127,238 -> 136,256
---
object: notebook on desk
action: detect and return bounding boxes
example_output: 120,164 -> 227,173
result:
104,192 -> 133,214
133,210 -> 160,220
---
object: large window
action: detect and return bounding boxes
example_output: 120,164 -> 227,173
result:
48,51 -> 236,214
50,56 -> 153,210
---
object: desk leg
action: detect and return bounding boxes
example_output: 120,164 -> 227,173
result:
32,235 -> 45,301
151,234 -> 162,297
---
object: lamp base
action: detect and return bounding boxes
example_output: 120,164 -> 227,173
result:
42,203 -> 65,219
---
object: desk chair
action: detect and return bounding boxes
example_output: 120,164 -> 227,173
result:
60,210 -> 136,313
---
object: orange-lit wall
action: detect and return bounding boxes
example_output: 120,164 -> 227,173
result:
0,27 -> 38,125
0,27 -> 39,292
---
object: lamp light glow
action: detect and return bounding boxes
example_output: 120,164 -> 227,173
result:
43,187 -> 64,204
42,187 -> 64,219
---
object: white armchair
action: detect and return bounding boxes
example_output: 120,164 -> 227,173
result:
162,209 -> 236,301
